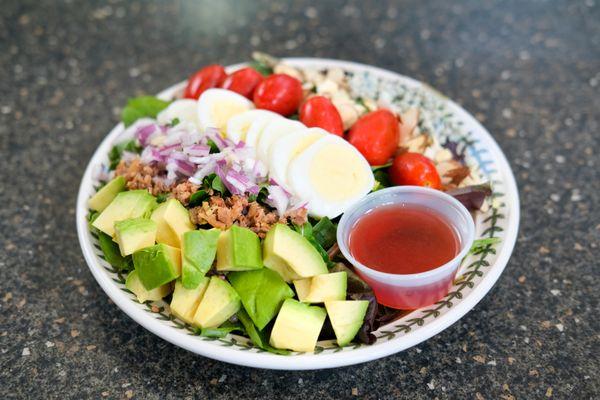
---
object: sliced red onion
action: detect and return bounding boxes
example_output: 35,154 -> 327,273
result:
268,178 -> 293,197
206,128 -> 232,150
136,124 -> 157,146
174,159 -> 195,176
140,147 -> 164,164
183,144 -> 210,157
189,159 -> 218,182
265,185 -> 290,216
158,143 -> 180,156
120,151 -> 139,163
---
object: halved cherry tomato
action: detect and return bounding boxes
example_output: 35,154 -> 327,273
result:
183,64 -> 227,99
299,96 -> 344,136
221,67 -> 264,99
347,109 -> 399,165
253,74 -> 303,116
389,152 -> 441,189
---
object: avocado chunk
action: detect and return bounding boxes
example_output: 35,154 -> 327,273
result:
325,300 -> 369,346
92,190 -> 156,236
114,218 -> 157,256
228,268 -> 295,330
263,224 -> 327,282
182,229 -> 220,288
192,276 -> 241,328
125,270 -> 172,303
216,225 -> 262,272
293,278 -> 312,302
151,198 -> 195,248
133,243 -> 181,290
88,176 -> 126,212
170,278 -> 210,324
294,272 -> 347,303
269,299 -> 327,352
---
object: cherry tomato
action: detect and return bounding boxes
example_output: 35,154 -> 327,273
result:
183,64 -> 227,99
253,74 -> 303,116
347,109 -> 400,165
221,67 -> 264,99
299,96 -> 344,136
389,152 -> 442,189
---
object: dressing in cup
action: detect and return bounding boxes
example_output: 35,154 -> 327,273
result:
337,186 -> 475,309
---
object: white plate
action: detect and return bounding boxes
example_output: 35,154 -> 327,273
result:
77,58 -> 519,370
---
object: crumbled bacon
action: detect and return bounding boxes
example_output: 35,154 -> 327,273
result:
116,157 -> 308,234
115,159 -> 169,195
190,195 -> 308,238
170,181 -> 200,206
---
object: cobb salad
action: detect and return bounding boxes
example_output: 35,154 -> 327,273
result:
87,53 -> 492,353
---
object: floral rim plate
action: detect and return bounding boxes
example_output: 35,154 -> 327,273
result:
76,58 -> 520,370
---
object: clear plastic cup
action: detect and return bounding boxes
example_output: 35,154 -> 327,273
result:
337,186 -> 475,309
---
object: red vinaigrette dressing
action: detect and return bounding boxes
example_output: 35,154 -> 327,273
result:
348,204 -> 460,308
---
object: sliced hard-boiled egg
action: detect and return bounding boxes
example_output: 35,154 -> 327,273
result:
256,118 -> 306,165
197,89 -> 254,133
287,135 -> 375,219
244,112 -> 282,150
268,127 -> 326,190
226,109 -> 280,144
157,99 -> 199,129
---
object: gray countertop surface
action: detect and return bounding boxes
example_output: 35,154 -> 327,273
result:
1,0 -> 598,398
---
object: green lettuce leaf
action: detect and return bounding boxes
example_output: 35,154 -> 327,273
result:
237,309 -> 289,355
121,96 -> 170,127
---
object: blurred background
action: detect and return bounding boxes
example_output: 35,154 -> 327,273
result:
1,0 -> 598,399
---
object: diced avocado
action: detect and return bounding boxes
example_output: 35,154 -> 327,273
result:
193,277 -> 241,328
304,272 -> 347,303
216,225 -> 263,271
237,309 -> 290,355
324,300 -> 369,346
133,243 -> 181,290
125,269 -> 172,303
228,268 -> 295,330
88,176 -> 126,212
92,190 -> 156,236
330,262 -> 371,293
261,249 -> 301,283
170,278 -> 210,324
97,231 -> 132,271
293,278 -> 312,302
114,218 -> 157,256
263,224 -> 327,282
182,229 -> 220,288
269,299 -> 327,352
151,198 -> 195,248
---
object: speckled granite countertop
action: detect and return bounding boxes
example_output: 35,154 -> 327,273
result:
1,0 -> 598,398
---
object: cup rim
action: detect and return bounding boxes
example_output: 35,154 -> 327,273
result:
337,186 -> 476,283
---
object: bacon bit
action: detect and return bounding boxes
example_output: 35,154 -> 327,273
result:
115,158 -> 170,195
170,181 -> 200,205
190,195 -> 308,238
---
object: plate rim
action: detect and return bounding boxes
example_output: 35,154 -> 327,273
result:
76,57 -> 520,370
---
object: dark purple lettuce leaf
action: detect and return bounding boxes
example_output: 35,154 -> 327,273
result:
443,139 -> 467,164
331,263 -> 372,294
349,292 -> 378,344
446,183 -> 492,211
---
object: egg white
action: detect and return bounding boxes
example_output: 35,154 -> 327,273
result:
268,128 -> 325,191
256,118 -> 306,165
197,89 -> 254,133
244,111 -> 282,150
287,135 -> 375,218
226,109 -> 280,144
157,99 -> 199,129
